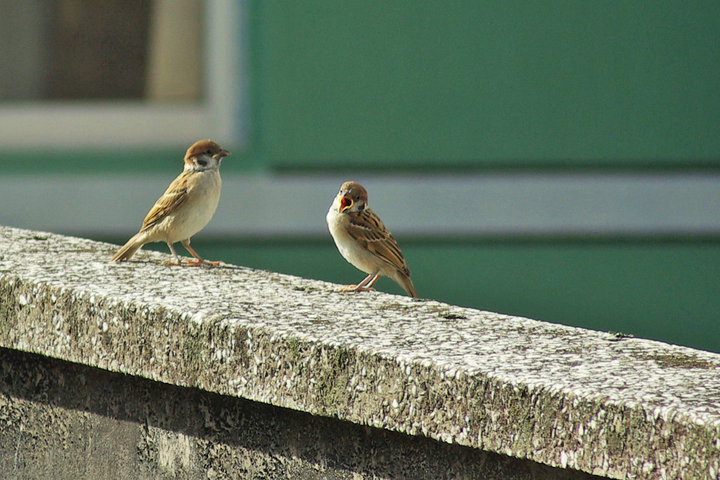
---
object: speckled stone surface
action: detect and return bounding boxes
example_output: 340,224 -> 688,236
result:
0,226 -> 719,480
0,347 -> 599,479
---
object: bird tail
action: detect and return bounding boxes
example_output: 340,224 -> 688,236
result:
396,273 -> 418,298
112,232 -> 146,262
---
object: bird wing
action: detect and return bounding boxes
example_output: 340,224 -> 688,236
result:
140,170 -> 191,232
345,208 -> 411,276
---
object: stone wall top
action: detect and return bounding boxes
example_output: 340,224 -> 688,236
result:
1,226 -> 718,479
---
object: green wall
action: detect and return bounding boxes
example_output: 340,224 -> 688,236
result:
242,2 -> 720,353
256,1 -> 720,168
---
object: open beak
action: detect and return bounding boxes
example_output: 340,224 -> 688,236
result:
213,149 -> 231,159
339,195 -> 353,213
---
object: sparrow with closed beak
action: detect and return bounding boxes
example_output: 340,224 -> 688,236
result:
326,181 -> 418,297
112,139 -> 230,266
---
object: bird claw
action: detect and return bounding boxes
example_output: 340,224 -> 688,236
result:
165,259 -> 221,267
183,258 -> 221,267
338,285 -> 376,293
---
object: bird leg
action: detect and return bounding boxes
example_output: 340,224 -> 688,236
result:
339,273 -> 380,293
164,242 -> 183,266
365,274 -> 380,289
181,239 -> 221,267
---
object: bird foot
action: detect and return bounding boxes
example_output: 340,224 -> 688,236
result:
164,259 -> 221,267
338,285 -> 376,293
183,258 -> 221,267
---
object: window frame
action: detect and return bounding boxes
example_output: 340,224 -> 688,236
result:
0,0 -> 245,149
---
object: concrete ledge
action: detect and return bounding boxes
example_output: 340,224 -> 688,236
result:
1,226 -> 719,479
0,347 -> 592,479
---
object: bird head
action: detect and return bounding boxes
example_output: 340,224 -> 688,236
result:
337,181 -> 368,214
184,139 -> 230,171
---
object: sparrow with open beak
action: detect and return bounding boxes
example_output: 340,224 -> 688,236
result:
112,139 -> 230,266
326,181 -> 418,297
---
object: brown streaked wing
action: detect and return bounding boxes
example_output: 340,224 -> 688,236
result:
140,170 -> 191,232
346,209 -> 411,275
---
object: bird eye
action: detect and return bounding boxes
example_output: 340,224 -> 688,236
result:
205,149 -> 212,155
197,159 -> 208,167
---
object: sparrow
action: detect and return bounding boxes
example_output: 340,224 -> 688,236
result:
112,139 -> 230,266
326,181 -> 418,297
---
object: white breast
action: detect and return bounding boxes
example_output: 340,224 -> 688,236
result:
167,170 -> 221,243
326,202 -> 380,275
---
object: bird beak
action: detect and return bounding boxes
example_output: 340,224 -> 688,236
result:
213,149 -> 231,159
339,195 -> 352,213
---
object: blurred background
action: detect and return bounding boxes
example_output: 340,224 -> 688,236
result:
1,1 -> 719,352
